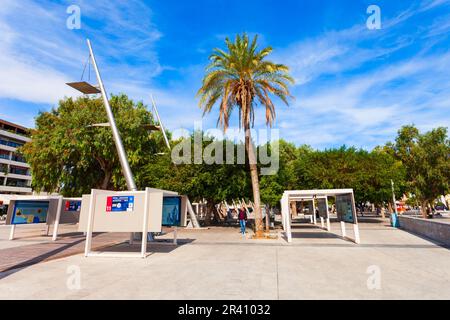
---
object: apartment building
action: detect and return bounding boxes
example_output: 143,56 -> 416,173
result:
0,119 -> 32,195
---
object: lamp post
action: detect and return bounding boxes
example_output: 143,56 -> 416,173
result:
87,39 -> 137,191
391,180 -> 398,215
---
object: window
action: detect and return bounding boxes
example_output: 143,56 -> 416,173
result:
10,166 -> 30,176
11,153 -> 26,163
6,178 -> 30,188
0,138 -> 23,148
0,151 -> 9,160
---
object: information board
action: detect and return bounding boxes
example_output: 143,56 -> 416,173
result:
65,200 -> 82,212
12,201 -> 49,225
336,194 -> 355,223
307,202 -> 314,215
317,198 -> 328,218
106,196 -> 135,212
162,197 -> 181,226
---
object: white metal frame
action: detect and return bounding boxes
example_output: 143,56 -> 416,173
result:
8,195 -> 66,241
281,189 -> 361,244
288,195 -> 329,230
84,188 -> 152,259
83,187 -> 183,258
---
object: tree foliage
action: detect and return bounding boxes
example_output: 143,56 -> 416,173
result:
21,94 -> 165,196
387,125 -> 450,217
294,146 -> 406,206
21,95 -> 447,220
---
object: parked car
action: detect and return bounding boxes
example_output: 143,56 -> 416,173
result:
435,204 -> 448,211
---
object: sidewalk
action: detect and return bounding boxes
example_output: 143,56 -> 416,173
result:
1,220 -> 450,300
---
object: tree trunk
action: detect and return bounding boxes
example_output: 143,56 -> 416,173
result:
265,206 -> 270,232
291,202 -> 297,219
244,124 -> 263,237
101,170 -> 112,190
380,205 -> 386,219
388,202 -> 393,214
204,201 -> 216,226
421,200 -> 429,219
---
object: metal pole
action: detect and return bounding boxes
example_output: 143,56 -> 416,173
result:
391,180 -> 398,215
87,39 -> 137,191
52,196 -> 63,241
151,95 -> 171,151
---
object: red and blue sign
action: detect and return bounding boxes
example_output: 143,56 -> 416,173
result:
65,200 -> 81,212
106,196 -> 135,212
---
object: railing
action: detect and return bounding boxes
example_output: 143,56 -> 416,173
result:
6,180 -> 31,188
11,155 -> 26,163
9,168 -> 30,176
0,127 -> 30,138
0,139 -> 23,148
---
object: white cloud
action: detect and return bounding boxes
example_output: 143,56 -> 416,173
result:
275,52 -> 450,149
0,0 -> 163,105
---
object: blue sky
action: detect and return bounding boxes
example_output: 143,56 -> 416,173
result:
0,0 -> 449,149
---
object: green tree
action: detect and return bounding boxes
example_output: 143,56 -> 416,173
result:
143,133 -> 251,224
369,147 -> 406,209
21,94 -> 164,196
198,33 -> 294,235
294,146 -> 405,208
390,125 -> 450,218
259,140 -> 305,206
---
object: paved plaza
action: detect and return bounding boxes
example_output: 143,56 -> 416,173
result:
0,218 -> 449,300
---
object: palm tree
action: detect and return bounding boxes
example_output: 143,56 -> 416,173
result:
198,33 -> 294,237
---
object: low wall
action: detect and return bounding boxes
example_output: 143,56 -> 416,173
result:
399,216 -> 450,246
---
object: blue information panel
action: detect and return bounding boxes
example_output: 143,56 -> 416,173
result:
162,197 -> 181,226
12,201 -> 49,225
106,196 -> 135,212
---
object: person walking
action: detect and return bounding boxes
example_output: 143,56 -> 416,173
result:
238,205 -> 248,238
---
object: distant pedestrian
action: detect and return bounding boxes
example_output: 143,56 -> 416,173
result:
238,205 -> 247,238
226,208 -> 233,226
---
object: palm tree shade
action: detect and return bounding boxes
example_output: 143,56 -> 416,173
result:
198,33 -> 294,236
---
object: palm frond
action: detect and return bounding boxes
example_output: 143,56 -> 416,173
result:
198,33 -> 295,131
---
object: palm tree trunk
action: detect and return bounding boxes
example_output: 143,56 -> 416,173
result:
244,123 -> 263,236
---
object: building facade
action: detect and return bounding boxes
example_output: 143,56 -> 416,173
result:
0,119 -> 32,195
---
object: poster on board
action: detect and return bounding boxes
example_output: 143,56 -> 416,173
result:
106,196 -> 135,212
11,201 -> 49,225
317,198 -> 328,218
162,197 -> 181,226
336,194 -> 355,224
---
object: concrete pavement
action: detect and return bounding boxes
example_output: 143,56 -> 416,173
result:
0,218 -> 449,300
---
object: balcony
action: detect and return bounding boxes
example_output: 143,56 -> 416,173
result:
0,159 -> 30,169
0,185 -> 32,194
9,166 -> 30,176
0,129 -> 31,143
5,178 -> 31,188
0,138 -> 23,149
11,154 -> 27,163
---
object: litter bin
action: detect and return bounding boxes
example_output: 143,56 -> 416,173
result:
391,213 -> 400,228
